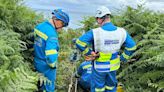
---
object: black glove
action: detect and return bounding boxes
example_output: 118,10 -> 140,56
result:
73,72 -> 80,78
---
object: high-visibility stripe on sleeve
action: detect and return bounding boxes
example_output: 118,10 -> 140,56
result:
82,64 -> 92,69
45,50 -> 57,56
105,86 -> 114,90
122,52 -> 130,59
95,87 -> 105,92
125,46 -> 137,51
76,39 -> 87,47
34,28 -> 48,40
48,61 -> 56,68
82,48 -> 89,55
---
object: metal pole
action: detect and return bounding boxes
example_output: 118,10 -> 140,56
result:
74,62 -> 78,92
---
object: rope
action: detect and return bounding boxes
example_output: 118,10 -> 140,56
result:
74,62 -> 78,92
68,40 -> 81,92
68,63 -> 74,92
68,62 -> 78,92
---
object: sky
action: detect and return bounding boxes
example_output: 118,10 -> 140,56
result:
24,0 -> 164,29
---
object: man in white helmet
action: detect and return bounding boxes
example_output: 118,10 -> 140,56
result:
75,6 -> 136,92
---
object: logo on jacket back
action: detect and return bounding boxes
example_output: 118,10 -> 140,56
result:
104,40 -> 119,45
87,68 -> 91,74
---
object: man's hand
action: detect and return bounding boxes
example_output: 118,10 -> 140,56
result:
84,51 -> 99,61
91,51 -> 99,57
73,72 -> 80,78
84,55 -> 95,61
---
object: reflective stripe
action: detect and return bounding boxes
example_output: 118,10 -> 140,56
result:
110,58 -> 120,65
95,59 -> 119,68
82,48 -> 89,55
82,64 -> 92,69
34,28 -> 48,40
105,86 -> 114,90
110,63 -> 120,71
95,87 -> 105,92
125,46 -> 137,51
45,50 -> 57,56
96,52 -> 112,62
87,71 -> 92,73
122,52 -> 130,59
48,62 -> 56,68
95,58 -> 120,72
110,58 -> 120,71
95,64 -> 110,69
76,39 -> 87,47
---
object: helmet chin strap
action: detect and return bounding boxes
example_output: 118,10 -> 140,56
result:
52,18 -> 63,30
100,18 -> 105,25
97,15 -> 107,25
97,17 -> 105,26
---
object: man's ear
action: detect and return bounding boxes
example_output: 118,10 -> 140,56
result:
52,16 -> 56,20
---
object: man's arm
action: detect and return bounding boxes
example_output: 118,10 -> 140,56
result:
120,32 -> 137,62
45,36 -> 59,68
75,63 -> 83,78
75,30 -> 94,56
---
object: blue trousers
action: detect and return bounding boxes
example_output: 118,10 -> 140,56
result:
78,78 -> 90,90
34,58 -> 56,92
91,65 -> 117,92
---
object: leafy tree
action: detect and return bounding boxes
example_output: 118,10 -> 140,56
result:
80,16 -> 98,32
0,0 -> 43,91
116,6 -> 164,92
1,0 -> 164,91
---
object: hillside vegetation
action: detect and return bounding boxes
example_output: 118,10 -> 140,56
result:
0,0 -> 164,92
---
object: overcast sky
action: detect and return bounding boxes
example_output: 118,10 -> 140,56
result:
24,0 -> 164,29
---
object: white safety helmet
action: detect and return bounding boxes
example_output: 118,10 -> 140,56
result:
95,6 -> 111,18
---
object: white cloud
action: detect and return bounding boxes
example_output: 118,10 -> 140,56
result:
65,0 -> 79,4
145,1 -> 164,12
146,0 -> 164,2
24,0 -> 164,28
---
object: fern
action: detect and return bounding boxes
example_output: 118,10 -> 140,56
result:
116,5 -> 164,91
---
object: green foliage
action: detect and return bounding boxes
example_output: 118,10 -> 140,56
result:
0,0 -> 83,91
0,29 -> 39,91
0,0 -> 43,91
80,16 -> 98,32
0,0 -> 164,91
56,28 -> 83,91
114,6 -> 164,92
77,5 -> 164,92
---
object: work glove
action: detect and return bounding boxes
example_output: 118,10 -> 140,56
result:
48,62 -> 57,69
39,74 -> 51,86
73,72 -> 80,78
127,59 -> 136,64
